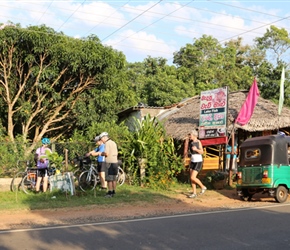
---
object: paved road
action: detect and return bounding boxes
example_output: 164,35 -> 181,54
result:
1,203 -> 290,250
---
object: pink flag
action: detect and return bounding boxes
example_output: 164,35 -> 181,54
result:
235,78 -> 260,126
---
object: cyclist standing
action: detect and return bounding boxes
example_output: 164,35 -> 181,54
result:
34,138 -> 52,193
99,132 -> 118,198
86,136 -> 107,190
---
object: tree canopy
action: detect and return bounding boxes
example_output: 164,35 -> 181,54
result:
0,24 -> 136,153
0,23 -> 289,151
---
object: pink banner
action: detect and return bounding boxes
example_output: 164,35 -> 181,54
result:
235,78 -> 260,126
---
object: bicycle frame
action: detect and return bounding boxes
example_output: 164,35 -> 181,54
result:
78,161 -> 99,192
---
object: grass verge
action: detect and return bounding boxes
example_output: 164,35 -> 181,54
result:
0,183 -> 192,211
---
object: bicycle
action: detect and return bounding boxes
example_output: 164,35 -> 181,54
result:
72,155 -> 91,189
21,166 -> 56,194
78,160 -> 126,192
10,160 -> 33,192
78,159 -> 99,192
116,161 -> 126,186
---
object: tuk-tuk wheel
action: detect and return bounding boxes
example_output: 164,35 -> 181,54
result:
274,186 -> 288,203
240,189 -> 253,201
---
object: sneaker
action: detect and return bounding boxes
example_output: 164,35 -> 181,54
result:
104,193 -> 112,198
104,191 -> 113,198
200,187 -> 207,195
188,193 -> 197,198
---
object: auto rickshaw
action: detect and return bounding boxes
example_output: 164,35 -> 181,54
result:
236,134 -> 290,203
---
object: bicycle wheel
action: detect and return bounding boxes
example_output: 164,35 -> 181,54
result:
79,171 -> 97,192
22,172 -> 37,194
73,169 -> 81,189
10,171 -> 26,192
117,167 -> 126,186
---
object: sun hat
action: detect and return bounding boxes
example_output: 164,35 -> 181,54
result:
99,132 -> 109,138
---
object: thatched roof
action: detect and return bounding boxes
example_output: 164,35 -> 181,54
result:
159,91 -> 290,140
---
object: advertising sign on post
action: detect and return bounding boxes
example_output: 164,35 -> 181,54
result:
199,87 -> 228,139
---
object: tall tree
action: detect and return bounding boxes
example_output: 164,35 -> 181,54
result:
127,57 -> 195,106
173,35 -> 224,92
255,25 -> 290,66
173,35 -> 265,93
0,24 -> 131,153
255,25 -> 290,104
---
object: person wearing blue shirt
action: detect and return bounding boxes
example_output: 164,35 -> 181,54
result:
87,136 -> 107,190
226,144 -> 237,172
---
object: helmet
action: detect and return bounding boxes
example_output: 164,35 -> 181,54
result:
94,136 -> 100,142
99,132 -> 109,138
278,131 -> 285,137
41,138 -> 50,145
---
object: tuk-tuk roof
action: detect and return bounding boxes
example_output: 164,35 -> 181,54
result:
240,134 -> 290,148
239,134 -> 290,166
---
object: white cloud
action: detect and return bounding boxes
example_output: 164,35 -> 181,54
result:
0,1 -> 289,63
106,29 -> 176,62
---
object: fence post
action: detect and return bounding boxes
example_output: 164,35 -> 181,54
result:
64,149 -> 69,172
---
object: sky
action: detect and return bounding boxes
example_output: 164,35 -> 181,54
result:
1,0 -> 290,64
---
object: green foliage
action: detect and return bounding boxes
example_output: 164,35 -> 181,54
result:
255,25 -> 290,65
173,35 -> 269,94
127,57 -> 195,106
46,151 -> 64,169
0,135 -> 35,177
122,114 -> 184,190
0,23 -> 134,154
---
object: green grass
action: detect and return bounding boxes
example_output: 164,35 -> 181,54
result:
0,183 -> 190,211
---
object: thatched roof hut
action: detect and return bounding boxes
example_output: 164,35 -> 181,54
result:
159,91 -> 290,141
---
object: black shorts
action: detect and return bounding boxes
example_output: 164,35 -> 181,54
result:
105,163 -> 118,181
189,161 -> 203,172
97,162 -> 106,172
37,168 -> 48,177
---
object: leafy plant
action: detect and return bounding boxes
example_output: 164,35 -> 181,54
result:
46,151 -> 64,170
123,114 -> 184,189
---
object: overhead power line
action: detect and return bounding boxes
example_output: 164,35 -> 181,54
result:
101,0 -> 163,42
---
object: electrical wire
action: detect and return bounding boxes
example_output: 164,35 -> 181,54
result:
83,0 -> 132,37
0,1 -> 289,63
101,0 -> 163,42
56,0 -> 86,32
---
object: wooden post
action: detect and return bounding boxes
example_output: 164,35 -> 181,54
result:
228,131 -> 235,186
183,137 -> 189,158
64,149 -> 68,172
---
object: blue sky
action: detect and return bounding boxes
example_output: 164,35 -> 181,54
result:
1,1 -> 290,64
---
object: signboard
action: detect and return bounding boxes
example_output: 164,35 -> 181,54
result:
49,172 -> 75,195
199,87 -> 228,139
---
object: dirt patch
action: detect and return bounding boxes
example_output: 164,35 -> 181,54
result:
1,189 -> 285,231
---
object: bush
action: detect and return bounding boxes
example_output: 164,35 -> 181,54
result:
203,171 -> 229,190
121,114 -> 184,190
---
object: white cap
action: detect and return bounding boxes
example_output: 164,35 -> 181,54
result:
99,132 -> 109,138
